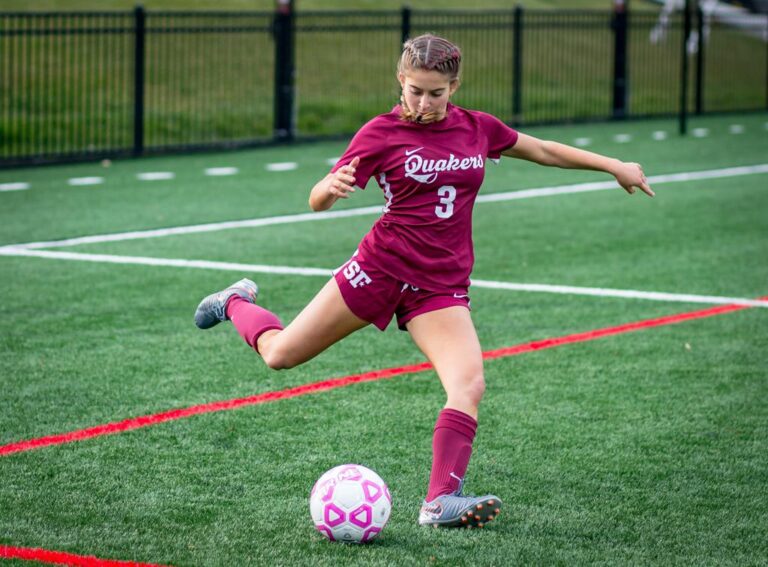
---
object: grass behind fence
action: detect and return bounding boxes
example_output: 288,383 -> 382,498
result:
144,15 -> 275,147
0,0 -> 664,11
1,8 -> 766,160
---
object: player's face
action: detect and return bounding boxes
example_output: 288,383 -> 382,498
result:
399,69 -> 458,122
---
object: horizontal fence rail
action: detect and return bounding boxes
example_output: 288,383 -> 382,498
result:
1,6 -> 766,166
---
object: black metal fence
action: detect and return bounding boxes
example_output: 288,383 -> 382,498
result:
1,6 -> 766,166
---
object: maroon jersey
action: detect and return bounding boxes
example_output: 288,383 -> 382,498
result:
331,103 -> 519,293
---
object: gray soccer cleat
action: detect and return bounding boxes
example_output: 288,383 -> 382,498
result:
194,278 -> 258,329
418,486 -> 502,528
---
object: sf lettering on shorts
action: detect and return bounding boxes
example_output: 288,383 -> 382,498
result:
334,251 -> 470,331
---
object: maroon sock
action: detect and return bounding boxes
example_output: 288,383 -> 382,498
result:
425,408 -> 478,502
225,296 -> 283,352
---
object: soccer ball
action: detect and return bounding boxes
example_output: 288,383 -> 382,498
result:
309,464 -> 392,543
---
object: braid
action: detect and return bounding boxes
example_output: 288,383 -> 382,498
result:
397,34 -> 462,123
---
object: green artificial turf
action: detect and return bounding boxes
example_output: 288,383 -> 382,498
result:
0,113 -> 766,565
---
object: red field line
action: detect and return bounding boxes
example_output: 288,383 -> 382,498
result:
0,299 -> 761,458
0,544 -> 167,567
481,300 -> 754,360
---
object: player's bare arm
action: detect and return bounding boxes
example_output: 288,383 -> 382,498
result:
309,156 -> 360,211
502,132 -> 655,197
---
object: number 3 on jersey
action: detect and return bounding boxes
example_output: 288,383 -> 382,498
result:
434,185 -> 457,219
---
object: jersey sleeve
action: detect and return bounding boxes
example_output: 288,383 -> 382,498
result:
478,112 -> 519,160
330,118 -> 385,190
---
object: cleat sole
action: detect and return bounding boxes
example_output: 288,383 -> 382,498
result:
461,497 -> 499,529
421,496 -> 502,529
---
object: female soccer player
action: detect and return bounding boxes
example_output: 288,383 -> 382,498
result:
195,34 -> 654,529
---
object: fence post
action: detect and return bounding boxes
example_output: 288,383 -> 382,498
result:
695,5 -> 704,115
401,6 -> 411,45
679,0 -> 692,135
612,0 -> 629,119
512,4 -> 523,125
273,0 -> 295,141
133,5 -> 146,156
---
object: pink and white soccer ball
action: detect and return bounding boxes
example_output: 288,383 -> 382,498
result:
309,464 -> 392,543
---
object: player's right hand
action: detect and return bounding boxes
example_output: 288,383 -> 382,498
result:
328,156 -> 359,199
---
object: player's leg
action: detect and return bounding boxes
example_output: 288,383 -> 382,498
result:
195,277 -> 368,370
407,305 -> 485,497
406,306 -> 501,528
256,278 -> 369,369
406,305 -> 485,419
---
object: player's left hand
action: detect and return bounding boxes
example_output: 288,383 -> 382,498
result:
614,162 -> 654,197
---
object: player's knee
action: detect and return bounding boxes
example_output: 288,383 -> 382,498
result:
261,346 -> 297,370
449,371 -> 485,407
465,372 -> 486,405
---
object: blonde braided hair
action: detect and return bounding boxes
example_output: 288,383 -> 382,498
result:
397,34 -> 462,124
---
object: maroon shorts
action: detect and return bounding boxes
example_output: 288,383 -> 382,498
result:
333,250 -> 470,331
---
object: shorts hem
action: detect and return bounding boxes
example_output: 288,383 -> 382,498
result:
397,300 -> 471,331
333,274 -> 391,331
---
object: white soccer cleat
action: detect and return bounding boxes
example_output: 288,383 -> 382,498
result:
418,487 -> 502,528
194,278 -> 258,329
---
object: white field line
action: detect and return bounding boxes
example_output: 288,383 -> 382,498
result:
0,247 -> 331,277
475,163 -> 768,203
205,167 -> 239,176
470,279 -> 768,308
9,163 -> 768,251
266,162 -> 298,171
13,206 -> 383,250
2,246 -> 766,308
68,177 -> 103,186
137,172 -> 175,181
0,182 -> 31,191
